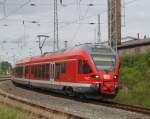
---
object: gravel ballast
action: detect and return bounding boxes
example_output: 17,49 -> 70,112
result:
0,81 -> 149,119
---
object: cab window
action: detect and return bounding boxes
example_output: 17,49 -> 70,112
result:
78,60 -> 92,74
83,61 -> 92,74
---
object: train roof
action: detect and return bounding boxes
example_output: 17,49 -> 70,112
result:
16,43 -> 115,66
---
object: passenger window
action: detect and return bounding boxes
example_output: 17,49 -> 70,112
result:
55,63 -> 60,79
16,66 -> 24,78
25,66 -> 28,74
25,66 -> 29,77
31,65 -> 36,78
37,65 -> 41,78
42,64 -> 45,78
35,65 -> 38,78
31,66 -> 34,75
45,64 -> 50,78
61,63 -> 66,73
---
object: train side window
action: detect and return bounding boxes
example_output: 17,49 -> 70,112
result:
20,67 -> 23,77
37,65 -> 41,78
31,65 -> 34,77
45,64 -> 50,78
31,65 -> 35,78
78,60 -> 82,74
35,65 -> 38,78
42,64 -> 45,78
25,66 -> 29,77
31,66 -> 34,74
25,66 -> 28,74
16,66 -> 23,78
55,63 -> 60,79
61,63 -> 66,73
83,61 -> 92,74
51,64 -> 55,79
46,64 -> 50,72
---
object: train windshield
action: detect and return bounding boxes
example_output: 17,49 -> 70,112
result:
91,47 -> 116,72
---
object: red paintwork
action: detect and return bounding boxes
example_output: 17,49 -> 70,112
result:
13,47 -> 120,95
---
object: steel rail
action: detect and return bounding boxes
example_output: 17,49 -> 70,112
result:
4,77 -> 150,116
71,97 -> 150,116
0,89 -> 86,119
0,76 -> 11,82
0,75 -> 11,78
95,100 -> 150,116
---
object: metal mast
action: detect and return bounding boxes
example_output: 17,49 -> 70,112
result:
54,0 -> 59,52
108,0 -> 121,47
64,40 -> 68,49
97,14 -> 101,43
3,0 -> 7,16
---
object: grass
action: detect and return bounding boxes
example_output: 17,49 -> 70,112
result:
0,103 -> 37,119
114,52 -> 150,108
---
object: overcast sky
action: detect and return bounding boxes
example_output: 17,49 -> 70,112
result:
0,0 -> 149,65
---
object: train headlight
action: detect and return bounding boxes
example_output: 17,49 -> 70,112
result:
114,75 -> 118,80
95,75 -> 99,78
91,75 -> 100,79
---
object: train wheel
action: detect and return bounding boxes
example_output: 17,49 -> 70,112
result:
79,94 -> 86,99
64,87 -> 74,96
67,87 -> 74,96
63,87 -> 68,96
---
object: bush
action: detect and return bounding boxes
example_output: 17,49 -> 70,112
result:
114,52 -> 150,108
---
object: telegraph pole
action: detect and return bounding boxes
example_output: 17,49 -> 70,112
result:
108,0 -> 121,47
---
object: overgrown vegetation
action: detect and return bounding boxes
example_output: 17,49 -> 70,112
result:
0,61 -> 12,75
114,52 -> 150,108
0,103 -> 36,119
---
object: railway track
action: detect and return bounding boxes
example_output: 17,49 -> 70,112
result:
0,78 -> 149,117
0,76 -> 11,82
0,89 -> 85,119
89,100 -> 150,116
31,87 -> 150,116
34,89 -> 150,116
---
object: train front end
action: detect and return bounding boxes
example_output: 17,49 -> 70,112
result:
89,45 -> 120,96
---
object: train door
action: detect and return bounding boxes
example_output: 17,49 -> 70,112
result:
50,63 -> 55,82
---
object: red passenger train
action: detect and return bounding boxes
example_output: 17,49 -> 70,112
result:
12,43 -> 121,98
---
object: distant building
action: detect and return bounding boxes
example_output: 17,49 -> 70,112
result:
118,36 -> 150,55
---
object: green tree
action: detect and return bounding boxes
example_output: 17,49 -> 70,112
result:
0,61 -> 12,75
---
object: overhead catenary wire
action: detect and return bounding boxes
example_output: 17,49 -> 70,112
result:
71,0 -> 92,42
0,0 -> 143,62
0,0 -> 141,24
0,0 -> 31,21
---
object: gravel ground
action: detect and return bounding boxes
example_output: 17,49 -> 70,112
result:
0,80 -> 150,119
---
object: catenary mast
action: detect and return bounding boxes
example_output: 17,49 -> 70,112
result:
108,0 -> 121,47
